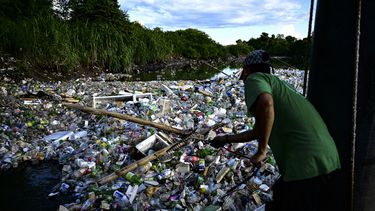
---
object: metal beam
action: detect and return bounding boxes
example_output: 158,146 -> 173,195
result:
308,0 -> 375,210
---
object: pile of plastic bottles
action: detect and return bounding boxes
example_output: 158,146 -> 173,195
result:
0,68 -> 305,210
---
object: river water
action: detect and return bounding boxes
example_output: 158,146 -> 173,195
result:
0,161 -> 74,210
131,64 -> 240,81
0,65 -> 240,211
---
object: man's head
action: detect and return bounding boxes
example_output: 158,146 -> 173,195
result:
239,50 -> 271,80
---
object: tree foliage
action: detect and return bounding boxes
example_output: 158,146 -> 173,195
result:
227,40 -> 253,57
0,0 -> 311,72
246,33 -> 310,69
69,0 -> 129,26
0,0 -> 53,19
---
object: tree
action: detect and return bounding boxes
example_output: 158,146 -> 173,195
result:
69,0 -> 129,26
0,0 -> 53,20
268,34 -> 289,55
169,28 -> 226,59
259,32 -> 270,49
226,43 -> 252,56
285,35 -> 297,43
247,32 -> 270,50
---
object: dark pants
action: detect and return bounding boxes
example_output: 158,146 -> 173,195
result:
266,170 -> 340,211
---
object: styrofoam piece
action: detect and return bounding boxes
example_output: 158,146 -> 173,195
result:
92,92 -> 152,108
136,132 -> 171,155
69,131 -> 88,140
136,134 -> 157,155
44,131 -> 74,142
160,84 -> 175,96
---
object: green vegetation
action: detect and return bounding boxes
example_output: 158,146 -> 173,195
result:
246,32 -> 311,69
0,0 -> 310,73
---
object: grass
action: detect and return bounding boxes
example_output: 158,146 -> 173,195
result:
0,14 -> 177,73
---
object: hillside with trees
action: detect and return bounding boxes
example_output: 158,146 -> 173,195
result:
0,0 -> 310,74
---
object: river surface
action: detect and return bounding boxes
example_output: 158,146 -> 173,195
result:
131,64 -> 240,81
0,161 -> 74,211
0,65 -> 239,211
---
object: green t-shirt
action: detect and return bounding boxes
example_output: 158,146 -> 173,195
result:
245,72 -> 341,181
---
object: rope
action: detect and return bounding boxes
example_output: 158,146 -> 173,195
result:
202,60 -> 231,77
302,0 -> 316,96
351,0 -> 362,210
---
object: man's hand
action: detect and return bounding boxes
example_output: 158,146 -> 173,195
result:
210,135 -> 227,148
250,151 -> 267,166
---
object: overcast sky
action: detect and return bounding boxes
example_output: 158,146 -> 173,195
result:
118,0 -> 313,45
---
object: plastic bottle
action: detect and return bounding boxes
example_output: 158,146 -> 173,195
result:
157,169 -> 173,180
125,172 -> 143,185
60,183 -> 70,194
227,158 -> 239,170
135,162 -> 152,174
195,175 -> 204,188
80,198 -> 94,210
198,159 -> 205,172
113,190 -> 129,208
216,166 -> 230,183
184,156 -> 200,163
75,158 -> 88,168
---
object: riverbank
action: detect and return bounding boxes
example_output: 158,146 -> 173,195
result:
0,53 -> 244,83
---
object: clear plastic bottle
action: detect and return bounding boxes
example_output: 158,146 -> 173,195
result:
135,162 -> 152,174
157,169 -> 173,180
113,190 -> 129,208
80,198 -> 94,210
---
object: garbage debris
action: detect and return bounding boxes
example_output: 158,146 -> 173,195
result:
92,92 -> 152,109
0,68 -> 305,210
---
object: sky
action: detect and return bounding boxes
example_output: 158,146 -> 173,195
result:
118,0 -> 313,45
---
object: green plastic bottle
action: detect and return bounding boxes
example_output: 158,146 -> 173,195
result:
125,172 -> 143,185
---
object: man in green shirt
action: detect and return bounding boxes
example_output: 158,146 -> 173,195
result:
211,50 -> 341,210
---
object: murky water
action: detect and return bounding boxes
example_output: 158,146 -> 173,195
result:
132,64 -> 240,81
0,161 -> 74,211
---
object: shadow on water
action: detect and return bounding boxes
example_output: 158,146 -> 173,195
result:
128,57 -> 300,82
0,161 -> 74,211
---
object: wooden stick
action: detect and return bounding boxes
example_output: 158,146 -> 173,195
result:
63,103 -> 190,136
98,144 -> 173,185
97,123 -> 225,185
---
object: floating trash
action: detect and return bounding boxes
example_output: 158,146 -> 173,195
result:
0,68 -> 305,210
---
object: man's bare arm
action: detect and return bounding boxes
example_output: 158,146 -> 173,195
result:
225,129 -> 257,143
251,93 -> 274,163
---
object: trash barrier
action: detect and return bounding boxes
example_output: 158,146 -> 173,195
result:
0,68 -> 304,210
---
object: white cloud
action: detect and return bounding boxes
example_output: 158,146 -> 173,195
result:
121,0 -> 306,28
143,0 -> 155,4
279,24 -> 303,38
119,0 -> 309,44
